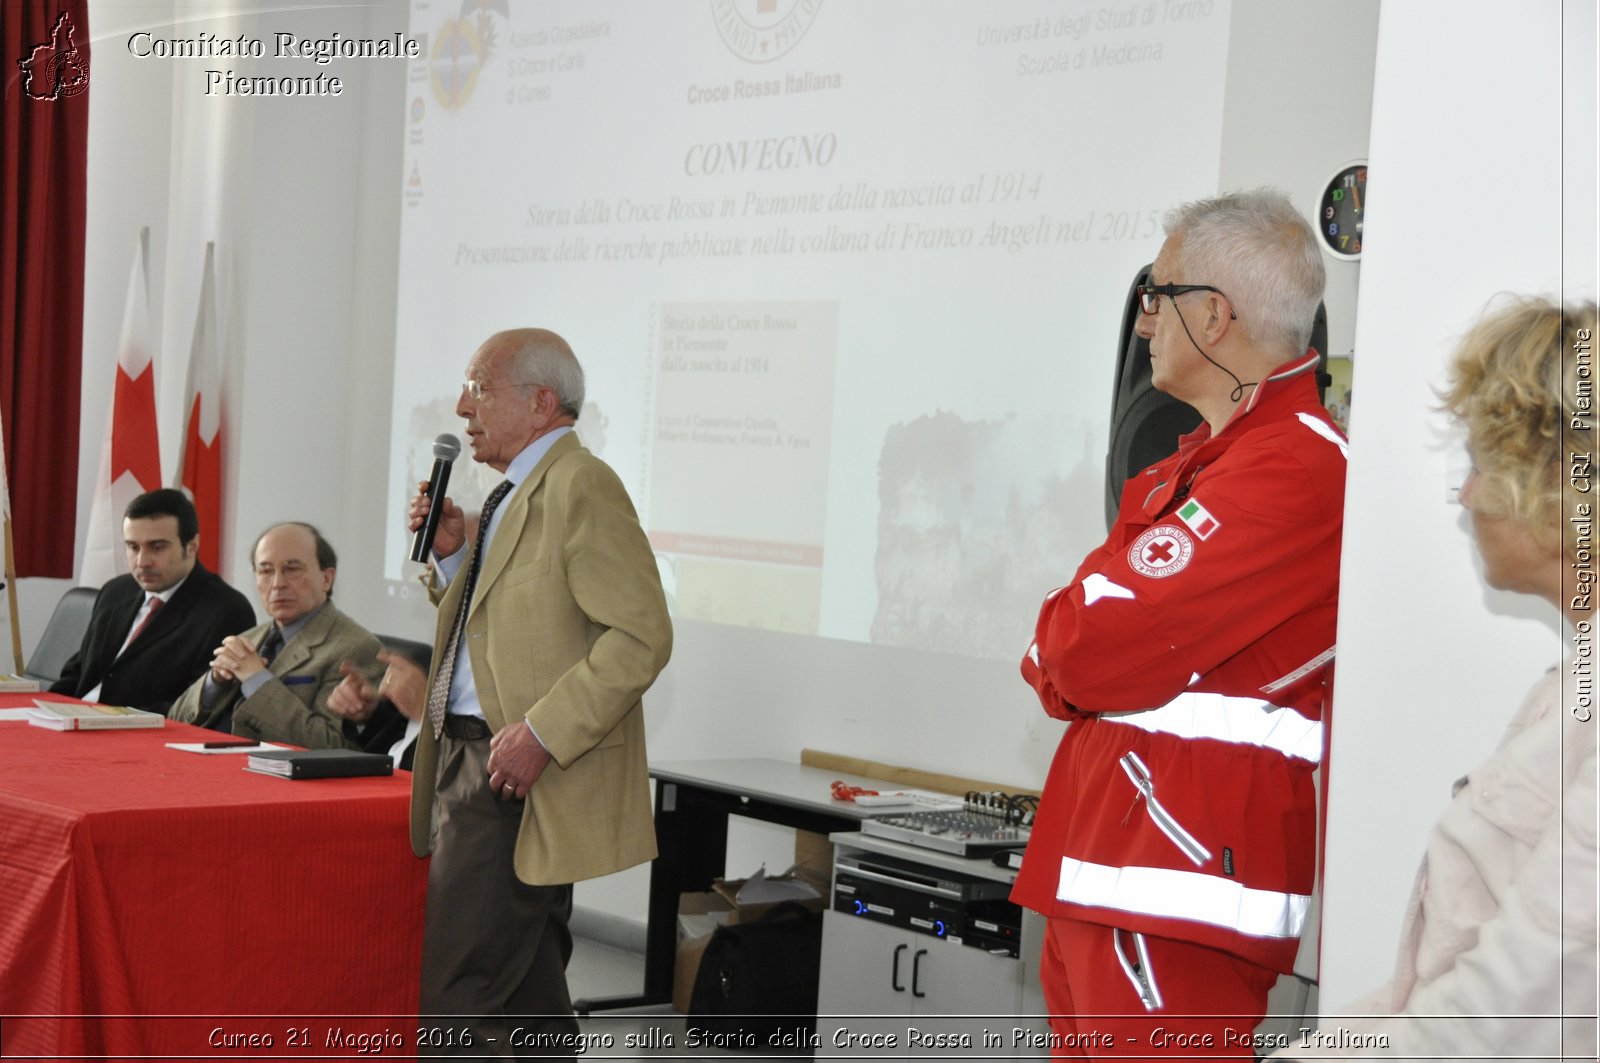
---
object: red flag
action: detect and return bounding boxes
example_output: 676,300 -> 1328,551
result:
176,243 -> 222,571
81,231 -> 161,586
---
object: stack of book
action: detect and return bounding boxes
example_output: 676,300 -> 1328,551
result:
27,702 -> 164,730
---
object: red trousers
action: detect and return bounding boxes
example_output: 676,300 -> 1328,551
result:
1038,917 -> 1280,1060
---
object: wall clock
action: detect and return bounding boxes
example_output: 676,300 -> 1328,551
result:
1320,162 -> 1367,259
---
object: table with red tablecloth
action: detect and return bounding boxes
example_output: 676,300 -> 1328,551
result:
0,695 -> 428,1060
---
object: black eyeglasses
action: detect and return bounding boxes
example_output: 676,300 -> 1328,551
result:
1136,283 -> 1237,319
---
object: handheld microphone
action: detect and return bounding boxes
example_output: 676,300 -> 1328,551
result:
410,433 -> 462,562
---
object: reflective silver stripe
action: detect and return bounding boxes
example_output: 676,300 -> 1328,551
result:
1242,352 -> 1320,415
1261,646 -> 1335,695
1083,573 -> 1135,606
1131,931 -> 1162,1009
1112,928 -> 1163,1011
1295,411 -> 1349,459
1119,752 -> 1211,867
1057,856 -> 1312,939
1102,690 -> 1323,762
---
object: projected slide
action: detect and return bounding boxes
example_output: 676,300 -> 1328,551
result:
388,0 -> 1232,659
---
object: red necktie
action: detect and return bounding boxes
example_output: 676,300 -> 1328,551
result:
126,597 -> 164,644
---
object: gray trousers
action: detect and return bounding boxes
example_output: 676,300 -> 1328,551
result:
420,729 -> 579,1060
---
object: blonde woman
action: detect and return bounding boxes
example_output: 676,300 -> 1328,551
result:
1283,297 -> 1598,1059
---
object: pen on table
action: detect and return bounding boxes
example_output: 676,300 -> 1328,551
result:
203,739 -> 257,749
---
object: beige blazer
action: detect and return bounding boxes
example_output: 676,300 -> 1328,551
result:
170,602 -> 384,749
410,432 -> 673,885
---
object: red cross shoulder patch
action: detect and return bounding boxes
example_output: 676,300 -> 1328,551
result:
1127,525 -> 1194,578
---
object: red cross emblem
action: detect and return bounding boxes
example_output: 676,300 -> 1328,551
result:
1128,526 -> 1194,579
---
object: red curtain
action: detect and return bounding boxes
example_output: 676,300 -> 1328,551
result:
1,1 -> 89,577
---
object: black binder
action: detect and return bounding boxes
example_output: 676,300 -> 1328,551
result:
245,749 -> 393,779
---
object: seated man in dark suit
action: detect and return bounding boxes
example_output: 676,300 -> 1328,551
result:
328,646 -> 429,770
51,489 -> 255,714
170,522 -> 384,748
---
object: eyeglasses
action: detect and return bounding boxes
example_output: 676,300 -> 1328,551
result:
1136,283 -> 1237,319
255,561 -> 310,582
461,378 -> 535,401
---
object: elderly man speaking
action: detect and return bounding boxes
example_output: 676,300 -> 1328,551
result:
404,328 -> 672,1056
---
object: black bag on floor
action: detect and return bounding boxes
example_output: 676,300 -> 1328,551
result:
687,900 -> 822,1051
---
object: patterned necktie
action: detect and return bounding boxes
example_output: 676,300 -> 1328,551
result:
426,479 -> 514,740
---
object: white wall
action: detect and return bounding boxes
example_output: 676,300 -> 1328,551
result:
1317,0 -> 1597,1008
1216,0 -> 1379,363
225,1 -> 404,619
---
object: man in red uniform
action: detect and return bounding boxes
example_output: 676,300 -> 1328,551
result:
1013,189 -> 1346,1058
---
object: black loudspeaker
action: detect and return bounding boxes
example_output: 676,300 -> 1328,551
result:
1103,265 -> 1329,529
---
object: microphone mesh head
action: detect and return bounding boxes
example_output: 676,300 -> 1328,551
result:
432,433 -> 462,461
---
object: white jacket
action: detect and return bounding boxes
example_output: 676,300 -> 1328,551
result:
1279,667 -> 1597,1060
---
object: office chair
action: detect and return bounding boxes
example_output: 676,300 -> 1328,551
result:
375,633 -> 432,672
23,586 -> 99,685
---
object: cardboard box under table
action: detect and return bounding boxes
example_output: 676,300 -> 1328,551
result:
672,868 -> 827,1013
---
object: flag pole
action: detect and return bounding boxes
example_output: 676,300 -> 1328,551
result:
1,396 -> 21,671
3,518 -> 22,672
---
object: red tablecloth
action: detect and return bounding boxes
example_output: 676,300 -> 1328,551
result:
0,696 -> 428,1060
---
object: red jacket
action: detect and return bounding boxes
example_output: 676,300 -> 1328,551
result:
1011,353 -> 1346,972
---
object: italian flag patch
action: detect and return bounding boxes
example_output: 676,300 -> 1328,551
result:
1177,499 -> 1220,540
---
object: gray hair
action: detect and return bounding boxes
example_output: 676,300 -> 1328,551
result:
503,328 -> 585,418
1163,189 -> 1326,360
